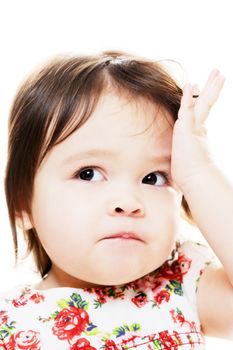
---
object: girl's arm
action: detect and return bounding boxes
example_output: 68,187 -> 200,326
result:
172,71 -> 233,339
182,163 -> 233,339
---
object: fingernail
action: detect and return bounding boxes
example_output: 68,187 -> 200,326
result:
192,84 -> 200,97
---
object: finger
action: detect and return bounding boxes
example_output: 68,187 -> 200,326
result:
177,83 -> 195,129
202,69 -> 225,104
192,84 -> 200,99
181,84 -> 194,108
202,69 -> 221,92
194,70 -> 225,125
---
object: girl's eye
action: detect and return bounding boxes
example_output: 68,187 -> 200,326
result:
75,168 -> 168,186
76,167 -> 104,182
142,172 -> 168,186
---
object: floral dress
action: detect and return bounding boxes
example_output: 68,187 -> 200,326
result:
0,240 -> 215,350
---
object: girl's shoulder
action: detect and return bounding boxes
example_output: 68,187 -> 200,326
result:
174,239 -> 217,306
178,239 -> 217,274
178,239 -> 216,265
0,284 -> 33,308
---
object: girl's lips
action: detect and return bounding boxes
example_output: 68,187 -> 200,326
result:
103,232 -> 143,241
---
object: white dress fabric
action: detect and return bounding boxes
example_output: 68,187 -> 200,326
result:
0,240 -> 215,349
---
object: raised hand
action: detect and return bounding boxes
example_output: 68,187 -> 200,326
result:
171,69 -> 225,193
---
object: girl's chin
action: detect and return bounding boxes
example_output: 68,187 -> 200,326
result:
85,262 -> 156,287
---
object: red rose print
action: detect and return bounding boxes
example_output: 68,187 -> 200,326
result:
155,252 -> 192,283
9,288 -> 45,309
177,313 -> 185,323
131,293 -> 148,308
158,263 -> 183,282
11,288 -> 31,308
52,307 -> 89,343
178,254 -> 192,274
12,297 -> 28,308
0,339 -> 7,349
152,277 -> 167,291
0,311 -> 8,326
97,295 -> 107,304
105,339 -> 119,350
154,290 -> 170,305
135,274 -> 168,292
70,338 -> 96,350
200,268 -> 204,276
85,287 -> 124,301
159,330 -> 178,350
173,331 -> 182,346
121,335 -> 139,347
7,330 -> 41,350
29,293 -> 45,304
93,290 -> 107,304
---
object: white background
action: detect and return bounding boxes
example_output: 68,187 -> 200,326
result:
0,0 -> 233,348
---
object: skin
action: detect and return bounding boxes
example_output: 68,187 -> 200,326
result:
19,70 -> 233,339
26,93 -> 183,288
172,70 -> 233,338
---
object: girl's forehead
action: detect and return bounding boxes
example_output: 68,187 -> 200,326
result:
52,94 -> 173,159
40,91 -> 174,169
82,91 -> 174,135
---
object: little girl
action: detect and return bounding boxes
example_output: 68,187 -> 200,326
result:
1,51 -> 233,349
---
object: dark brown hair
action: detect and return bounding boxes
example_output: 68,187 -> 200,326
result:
5,50 -> 192,277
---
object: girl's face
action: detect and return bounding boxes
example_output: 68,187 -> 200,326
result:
28,92 -> 182,289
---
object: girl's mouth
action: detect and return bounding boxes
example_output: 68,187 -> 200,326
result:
104,232 -> 143,241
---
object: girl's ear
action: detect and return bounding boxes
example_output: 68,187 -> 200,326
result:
15,211 -> 33,230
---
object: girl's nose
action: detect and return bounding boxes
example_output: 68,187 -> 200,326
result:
108,197 -> 145,217
114,206 -> 144,216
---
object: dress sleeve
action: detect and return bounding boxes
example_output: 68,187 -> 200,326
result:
178,240 -> 217,312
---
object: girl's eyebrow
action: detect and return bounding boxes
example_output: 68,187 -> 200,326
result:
62,148 -> 171,165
